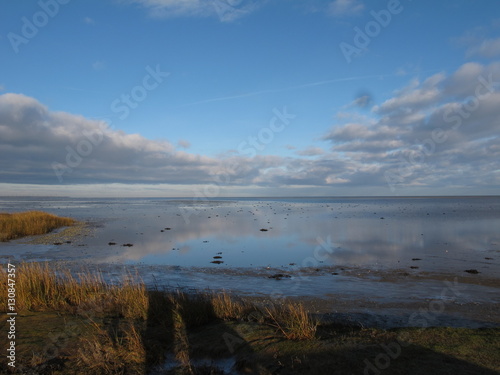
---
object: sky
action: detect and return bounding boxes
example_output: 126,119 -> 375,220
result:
0,0 -> 499,197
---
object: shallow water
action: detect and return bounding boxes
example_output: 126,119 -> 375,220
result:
1,196 -> 498,273
1,196 -> 499,325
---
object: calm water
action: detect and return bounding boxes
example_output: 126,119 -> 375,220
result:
1,196 -> 498,274
1,196 -> 499,305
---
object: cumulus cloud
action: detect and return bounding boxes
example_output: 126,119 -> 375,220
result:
2,61 -> 500,195
0,94 -> 335,189
0,93 -> 213,185
455,21 -> 500,59
467,38 -> 500,58
322,61 -> 500,192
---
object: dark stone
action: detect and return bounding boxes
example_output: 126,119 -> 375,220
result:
268,274 -> 291,280
465,269 -> 480,274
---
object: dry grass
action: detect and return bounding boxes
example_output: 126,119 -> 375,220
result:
0,210 -> 76,241
264,302 -> 318,340
0,263 -> 320,373
211,291 -> 253,321
77,321 -> 146,374
0,262 -> 148,319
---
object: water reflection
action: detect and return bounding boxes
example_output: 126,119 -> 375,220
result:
0,197 -> 498,277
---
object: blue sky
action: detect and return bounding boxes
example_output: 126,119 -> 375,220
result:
1,0 -> 499,196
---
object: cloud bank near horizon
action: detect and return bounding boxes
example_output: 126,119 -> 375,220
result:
1,61 -> 499,196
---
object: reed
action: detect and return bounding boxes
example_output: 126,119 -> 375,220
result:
0,262 -> 148,318
0,210 -> 76,241
264,302 -> 318,340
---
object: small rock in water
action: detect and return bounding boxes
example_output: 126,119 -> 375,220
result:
412,258 -> 422,261
410,266 -> 419,269
108,242 -> 116,246
211,260 -> 224,264
53,242 -> 63,246
122,243 -> 134,247
260,228 -> 269,232
465,269 -> 480,274
213,256 -> 222,259
268,274 -> 291,280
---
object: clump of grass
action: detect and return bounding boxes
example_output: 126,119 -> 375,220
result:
265,302 -> 318,340
0,210 -> 76,241
0,262 -> 148,319
77,320 -> 145,374
211,291 -> 254,321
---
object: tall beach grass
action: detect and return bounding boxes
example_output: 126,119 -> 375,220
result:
0,262 -> 319,373
0,210 -> 76,241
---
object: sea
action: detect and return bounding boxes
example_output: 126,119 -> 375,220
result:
1,196 -> 499,326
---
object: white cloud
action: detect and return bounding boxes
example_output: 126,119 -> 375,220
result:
2,60 -> 500,196
322,62 -> 500,192
328,0 -> 364,17
466,37 -> 500,58
177,139 -> 191,149
455,21 -> 500,58
83,17 -> 95,24
124,0 -> 262,22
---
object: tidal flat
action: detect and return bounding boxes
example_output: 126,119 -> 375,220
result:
0,196 -> 499,373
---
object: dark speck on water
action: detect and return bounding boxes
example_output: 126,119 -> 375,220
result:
465,269 -> 480,274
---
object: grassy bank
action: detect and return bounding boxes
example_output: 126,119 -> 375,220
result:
0,263 -> 499,374
0,211 -> 76,242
